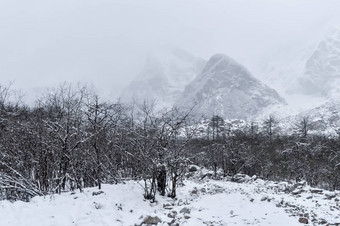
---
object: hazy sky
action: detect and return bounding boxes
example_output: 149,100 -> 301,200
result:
1,0 -> 340,103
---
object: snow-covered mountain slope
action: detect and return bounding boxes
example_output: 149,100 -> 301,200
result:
255,98 -> 340,136
1,176 -> 339,226
298,99 -> 340,135
120,48 -> 205,109
253,25 -> 340,112
176,54 -> 286,119
298,27 -> 340,97
249,26 -> 340,129
257,45 -> 313,98
119,26 -> 340,128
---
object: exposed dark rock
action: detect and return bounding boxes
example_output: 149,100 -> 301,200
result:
261,196 -> 268,202
310,189 -> 323,194
143,216 -> 162,225
318,218 -> 327,224
92,191 -> 104,196
163,204 -> 173,210
180,207 -> 191,215
292,189 -> 304,195
191,188 -> 198,195
200,188 -> 206,193
167,212 -> 175,219
188,165 -> 199,172
168,219 -> 180,226
299,217 -> 309,224
325,193 -> 336,200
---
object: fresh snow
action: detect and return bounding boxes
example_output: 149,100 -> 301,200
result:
1,176 -> 339,226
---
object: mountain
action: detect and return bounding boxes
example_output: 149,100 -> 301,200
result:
297,99 -> 340,134
250,25 -> 340,118
120,48 -> 205,109
176,54 -> 286,119
277,27 -> 340,134
257,45 -> 313,97
298,27 -> 340,97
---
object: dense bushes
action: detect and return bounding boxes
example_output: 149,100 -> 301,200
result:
1,83 -> 340,202
194,133 -> 340,190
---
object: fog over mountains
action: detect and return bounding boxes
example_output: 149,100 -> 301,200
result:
1,0 -> 340,123
175,54 -> 286,119
299,27 -> 340,97
120,26 -> 340,128
4,2 -> 340,225
120,49 -> 205,109
256,26 -> 340,133
120,51 -> 287,119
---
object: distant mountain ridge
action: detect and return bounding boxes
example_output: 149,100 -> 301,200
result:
176,54 -> 286,119
120,43 -> 340,133
120,48 -> 205,109
298,27 -> 340,97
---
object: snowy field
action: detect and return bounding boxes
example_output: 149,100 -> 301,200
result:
1,175 -> 340,226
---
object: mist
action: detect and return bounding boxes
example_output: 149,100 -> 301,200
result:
1,0 -> 339,103
3,1 -> 340,223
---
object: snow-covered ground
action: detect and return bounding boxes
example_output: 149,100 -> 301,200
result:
1,175 -> 340,226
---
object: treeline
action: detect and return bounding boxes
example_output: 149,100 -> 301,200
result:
0,83 -> 196,201
192,134 -> 340,190
193,115 -> 340,190
0,83 -> 340,202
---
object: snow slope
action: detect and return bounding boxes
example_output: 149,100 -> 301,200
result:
1,175 -> 339,226
298,27 -> 340,97
249,26 -> 340,129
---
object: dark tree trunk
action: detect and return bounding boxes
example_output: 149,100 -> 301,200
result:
157,165 -> 166,196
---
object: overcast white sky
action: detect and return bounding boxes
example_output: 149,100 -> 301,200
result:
1,0 -> 340,103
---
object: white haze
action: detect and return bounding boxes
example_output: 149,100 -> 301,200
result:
0,0 -> 340,104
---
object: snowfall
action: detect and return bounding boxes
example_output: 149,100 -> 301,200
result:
1,170 -> 340,226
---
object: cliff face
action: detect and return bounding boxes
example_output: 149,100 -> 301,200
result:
176,54 -> 286,119
299,28 -> 340,97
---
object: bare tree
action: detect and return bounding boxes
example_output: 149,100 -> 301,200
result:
84,93 -> 123,189
297,116 -> 312,139
208,115 -> 225,141
37,83 -> 89,193
162,107 -> 196,198
263,115 -> 279,139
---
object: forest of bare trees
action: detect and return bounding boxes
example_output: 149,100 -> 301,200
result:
1,83 -> 340,202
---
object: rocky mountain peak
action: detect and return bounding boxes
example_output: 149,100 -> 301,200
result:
201,54 -> 245,74
299,27 -> 340,96
176,54 -> 286,119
